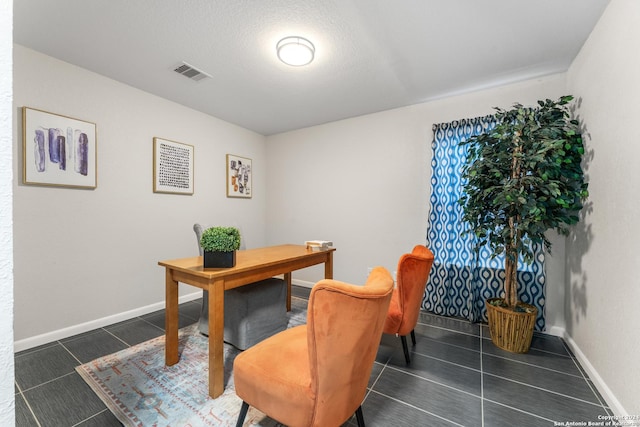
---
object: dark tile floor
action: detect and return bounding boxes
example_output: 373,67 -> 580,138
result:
15,286 -> 612,426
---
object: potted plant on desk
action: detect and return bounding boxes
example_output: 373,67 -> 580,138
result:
200,226 -> 241,268
459,96 -> 588,353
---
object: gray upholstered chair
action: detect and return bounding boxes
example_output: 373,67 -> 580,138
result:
193,224 -> 288,350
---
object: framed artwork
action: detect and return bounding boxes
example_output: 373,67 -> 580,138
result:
153,137 -> 194,195
22,107 -> 97,189
226,154 -> 252,198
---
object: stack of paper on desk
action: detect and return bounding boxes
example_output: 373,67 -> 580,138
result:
305,240 -> 333,251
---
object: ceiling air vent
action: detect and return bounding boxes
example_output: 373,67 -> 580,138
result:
173,62 -> 212,82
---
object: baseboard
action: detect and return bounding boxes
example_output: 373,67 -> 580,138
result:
16,280 -> 315,352
562,332 -> 627,416
291,278 -> 314,288
15,280 -> 316,352
14,291 -> 203,353
531,326 -> 626,416
546,325 -> 565,337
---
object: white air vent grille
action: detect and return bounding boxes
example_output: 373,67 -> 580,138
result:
173,62 -> 211,82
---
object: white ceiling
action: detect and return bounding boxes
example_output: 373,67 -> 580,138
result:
14,0 -> 610,136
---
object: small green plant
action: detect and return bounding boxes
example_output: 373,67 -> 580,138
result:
200,226 -> 241,252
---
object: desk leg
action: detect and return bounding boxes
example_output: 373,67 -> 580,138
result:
208,279 -> 225,398
165,269 -> 179,365
284,272 -> 292,312
324,251 -> 334,279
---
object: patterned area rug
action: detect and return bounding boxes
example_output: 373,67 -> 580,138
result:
76,297 -> 308,427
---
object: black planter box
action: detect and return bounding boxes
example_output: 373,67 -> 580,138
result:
203,250 -> 236,268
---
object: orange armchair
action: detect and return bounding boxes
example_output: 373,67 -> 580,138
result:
383,245 -> 435,364
233,267 -> 394,427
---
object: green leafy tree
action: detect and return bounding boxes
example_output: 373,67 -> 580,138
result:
459,96 -> 588,309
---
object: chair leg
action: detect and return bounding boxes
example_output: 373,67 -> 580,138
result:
236,401 -> 249,427
355,405 -> 366,427
400,335 -> 411,364
411,329 -> 416,346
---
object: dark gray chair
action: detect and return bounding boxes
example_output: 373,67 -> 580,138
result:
193,224 -> 288,350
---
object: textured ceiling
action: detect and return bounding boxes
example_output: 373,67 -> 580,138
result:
14,0 -> 610,136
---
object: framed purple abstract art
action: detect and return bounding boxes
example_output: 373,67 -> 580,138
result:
22,107 -> 97,189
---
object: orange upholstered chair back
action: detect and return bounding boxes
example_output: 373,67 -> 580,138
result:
306,267 -> 393,426
384,245 -> 434,337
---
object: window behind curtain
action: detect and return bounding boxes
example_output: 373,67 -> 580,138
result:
424,117 -> 546,331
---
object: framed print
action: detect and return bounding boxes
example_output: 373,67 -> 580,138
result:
226,154 -> 252,198
22,107 -> 97,189
153,137 -> 194,195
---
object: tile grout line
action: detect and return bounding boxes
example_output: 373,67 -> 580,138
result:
367,389 -> 466,427
420,314 -> 575,358
70,409 -> 111,427
58,325 -> 135,427
408,347 -> 481,373
483,370 -> 607,408
479,334 -> 574,359
383,363 -> 481,400
384,328 -> 592,406
102,325 -> 134,348
13,341 -> 60,358
15,290 -> 605,426
370,358 -> 389,391
482,351 -> 587,379
421,315 -> 599,422
416,334 -> 482,356
15,382 -> 43,427
416,320 -> 481,339
363,357 -> 390,404
139,315 -> 168,332
58,340 -> 83,366
480,328 -> 600,424
561,338 -> 612,413
483,397 -> 559,424
18,370 -> 77,394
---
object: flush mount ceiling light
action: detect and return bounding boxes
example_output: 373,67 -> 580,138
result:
276,36 -> 315,66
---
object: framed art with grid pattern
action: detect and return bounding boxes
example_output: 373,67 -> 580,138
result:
153,137 -> 194,195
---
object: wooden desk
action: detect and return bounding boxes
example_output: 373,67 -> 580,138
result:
158,244 -> 335,398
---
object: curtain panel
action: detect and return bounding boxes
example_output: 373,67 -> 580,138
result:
424,117 -> 546,331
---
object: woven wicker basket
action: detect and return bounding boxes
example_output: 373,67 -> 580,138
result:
486,298 -> 538,353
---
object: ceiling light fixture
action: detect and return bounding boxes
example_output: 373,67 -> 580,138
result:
276,36 -> 315,66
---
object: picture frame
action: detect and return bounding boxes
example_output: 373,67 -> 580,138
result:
226,154 -> 252,198
153,137 -> 194,195
22,107 -> 97,189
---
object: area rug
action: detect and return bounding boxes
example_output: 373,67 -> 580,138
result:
76,297 -> 308,427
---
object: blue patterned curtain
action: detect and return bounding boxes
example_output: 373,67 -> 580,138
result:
424,117 -> 546,331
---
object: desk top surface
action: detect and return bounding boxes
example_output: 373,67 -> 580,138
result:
158,244 -> 335,278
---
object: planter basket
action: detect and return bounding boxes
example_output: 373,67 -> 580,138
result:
203,250 -> 236,269
486,298 -> 538,353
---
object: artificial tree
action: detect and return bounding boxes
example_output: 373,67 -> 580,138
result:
459,95 -> 588,311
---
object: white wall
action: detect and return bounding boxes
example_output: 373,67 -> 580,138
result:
265,74 -> 568,332
566,0 -> 640,415
13,45 -> 268,348
8,0 -> 638,418
0,0 -> 14,425
10,2 -> 635,417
